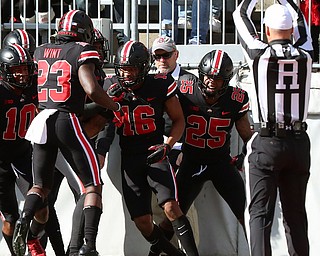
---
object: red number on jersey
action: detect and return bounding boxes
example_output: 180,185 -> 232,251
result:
180,80 -> 194,94
121,105 -> 156,136
38,60 -> 72,102
3,104 -> 37,140
185,115 -> 230,149
231,87 -> 245,103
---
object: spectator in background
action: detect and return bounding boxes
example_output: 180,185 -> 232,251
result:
19,0 -> 55,23
161,0 -> 179,42
161,0 -> 223,44
300,0 -> 320,63
188,0 -> 210,44
1,0 -> 19,23
189,0 -> 235,44
76,0 -> 124,21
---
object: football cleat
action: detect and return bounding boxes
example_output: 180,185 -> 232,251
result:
12,217 -> 29,256
79,244 -> 100,256
27,238 -> 46,256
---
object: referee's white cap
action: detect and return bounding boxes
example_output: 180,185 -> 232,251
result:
264,4 -> 293,30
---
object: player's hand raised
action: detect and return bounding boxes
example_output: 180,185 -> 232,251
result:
146,143 -> 171,165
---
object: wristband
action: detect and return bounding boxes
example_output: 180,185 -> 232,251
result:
115,102 -> 121,112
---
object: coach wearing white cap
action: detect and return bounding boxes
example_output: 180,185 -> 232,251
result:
233,0 -> 314,256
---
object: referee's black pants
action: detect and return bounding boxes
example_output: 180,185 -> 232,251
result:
246,132 -> 310,256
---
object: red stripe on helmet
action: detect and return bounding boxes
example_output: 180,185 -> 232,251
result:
11,44 -> 27,62
17,29 -> 29,50
121,40 -> 135,63
63,10 -> 78,31
211,50 -> 223,76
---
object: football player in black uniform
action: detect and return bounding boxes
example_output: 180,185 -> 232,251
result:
153,49 -> 253,254
176,49 -> 252,233
3,28 -> 68,256
0,44 -> 41,255
106,40 -> 199,256
12,10 -> 121,256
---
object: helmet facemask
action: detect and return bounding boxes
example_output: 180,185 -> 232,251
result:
198,73 -> 229,99
4,63 -> 34,88
198,50 -> 233,100
0,45 -> 35,89
93,28 -> 110,64
114,41 -> 151,89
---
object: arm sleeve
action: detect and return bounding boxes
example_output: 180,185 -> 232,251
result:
278,0 -> 314,55
233,0 -> 268,61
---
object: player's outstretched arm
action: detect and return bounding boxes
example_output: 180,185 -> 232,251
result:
79,63 -> 120,112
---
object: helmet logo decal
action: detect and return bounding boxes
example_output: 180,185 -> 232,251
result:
210,50 -> 223,76
17,29 -> 29,50
62,10 -> 78,32
121,40 -> 135,63
11,44 -> 27,62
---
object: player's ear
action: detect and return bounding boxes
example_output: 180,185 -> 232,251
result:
265,26 -> 271,36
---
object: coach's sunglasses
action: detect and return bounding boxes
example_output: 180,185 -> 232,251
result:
153,51 -> 174,60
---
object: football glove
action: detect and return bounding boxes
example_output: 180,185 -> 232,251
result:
107,83 -> 126,102
146,143 -> 171,165
230,143 -> 247,171
112,103 -> 125,128
230,153 -> 245,171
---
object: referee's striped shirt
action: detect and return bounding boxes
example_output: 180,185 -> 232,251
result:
233,0 -> 313,125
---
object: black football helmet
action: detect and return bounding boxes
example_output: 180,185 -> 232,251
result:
0,44 -> 35,88
93,28 -> 110,64
114,40 -> 151,88
3,29 -> 36,57
198,49 -> 233,98
56,10 -> 94,44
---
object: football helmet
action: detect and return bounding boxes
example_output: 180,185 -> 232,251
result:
56,10 -> 94,44
114,41 -> 151,88
3,29 -> 36,57
198,49 -> 233,98
93,28 -> 110,64
0,44 -> 35,89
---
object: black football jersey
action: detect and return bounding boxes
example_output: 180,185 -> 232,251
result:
0,82 -> 38,161
104,74 -> 177,153
178,79 -> 250,163
34,41 -> 100,114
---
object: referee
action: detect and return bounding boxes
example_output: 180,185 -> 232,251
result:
233,0 -> 313,255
